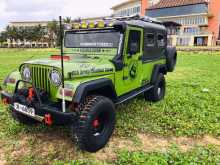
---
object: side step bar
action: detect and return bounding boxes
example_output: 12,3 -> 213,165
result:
116,85 -> 153,105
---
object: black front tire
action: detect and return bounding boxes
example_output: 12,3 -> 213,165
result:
73,95 -> 116,153
12,110 -> 38,125
145,73 -> 166,102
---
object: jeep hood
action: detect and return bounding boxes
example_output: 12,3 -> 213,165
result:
23,57 -> 115,78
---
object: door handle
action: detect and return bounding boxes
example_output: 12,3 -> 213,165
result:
123,76 -> 129,80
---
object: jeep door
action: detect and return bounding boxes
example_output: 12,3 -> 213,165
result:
119,27 -> 143,94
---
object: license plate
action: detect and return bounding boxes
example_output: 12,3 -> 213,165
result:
14,103 -> 35,117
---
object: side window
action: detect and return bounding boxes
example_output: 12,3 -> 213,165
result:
127,30 -> 141,54
157,34 -> 165,47
146,33 -> 155,47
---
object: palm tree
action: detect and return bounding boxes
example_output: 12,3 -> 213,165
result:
63,17 -> 72,24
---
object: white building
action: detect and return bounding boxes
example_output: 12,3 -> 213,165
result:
7,21 -> 50,48
111,0 -> 160,17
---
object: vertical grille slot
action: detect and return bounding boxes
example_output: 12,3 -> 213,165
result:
31,65 -> 51,94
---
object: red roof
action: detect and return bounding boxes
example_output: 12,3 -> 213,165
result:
148,0 -> 208,10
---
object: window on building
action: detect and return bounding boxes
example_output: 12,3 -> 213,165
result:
115,5 -> 141,17
177,37 -> 190,46
137,6 -> 140,13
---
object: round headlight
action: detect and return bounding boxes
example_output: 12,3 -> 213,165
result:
22,66 -> 31,80
50,70 -> 61,87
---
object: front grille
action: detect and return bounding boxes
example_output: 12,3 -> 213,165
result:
31,65 -> 51,94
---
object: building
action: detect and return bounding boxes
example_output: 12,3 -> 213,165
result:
111,0 -> 141,17
142,0 -> 220,46
8,21 -> 50,48
111,0 -> 159,17
9,21 -> 49,28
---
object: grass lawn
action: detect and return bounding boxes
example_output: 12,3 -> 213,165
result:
0,49 -> 219,164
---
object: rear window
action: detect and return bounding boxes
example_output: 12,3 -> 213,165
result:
146,33 -> 155,47
157,34 -> 165,47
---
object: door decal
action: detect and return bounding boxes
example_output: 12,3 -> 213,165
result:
129,61 -> 138,79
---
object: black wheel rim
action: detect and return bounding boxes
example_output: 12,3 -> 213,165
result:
91,110 -> 110,137
158,80 -> 165,98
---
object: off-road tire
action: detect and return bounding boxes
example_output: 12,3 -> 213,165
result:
145,73 -> 166,102
73,95 -> 115,152
12,110 -> 38,125
167,53 -> 177,72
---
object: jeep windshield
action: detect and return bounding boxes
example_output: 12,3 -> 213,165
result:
64,30 -> 121,49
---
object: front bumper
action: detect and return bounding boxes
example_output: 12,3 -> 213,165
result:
0,88 -> 77,125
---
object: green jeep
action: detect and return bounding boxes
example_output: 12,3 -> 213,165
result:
0,15 -> 177,152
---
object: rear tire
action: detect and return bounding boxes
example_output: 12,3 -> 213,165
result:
12,110 -> 38,125
145,73 -> 166,102
167,53 -> 177,72
73,95 -> 115,152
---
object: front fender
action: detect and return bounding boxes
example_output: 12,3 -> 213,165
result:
2,70 -> 21,93
73,78 -> 117,103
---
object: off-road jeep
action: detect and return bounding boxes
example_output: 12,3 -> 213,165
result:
0,15 -> 177,152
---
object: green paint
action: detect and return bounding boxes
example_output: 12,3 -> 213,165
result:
2,25 -> 167,103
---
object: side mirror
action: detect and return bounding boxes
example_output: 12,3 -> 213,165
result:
128,42 -> 139,56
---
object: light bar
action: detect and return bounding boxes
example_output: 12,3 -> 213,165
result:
71,20 -> 114,29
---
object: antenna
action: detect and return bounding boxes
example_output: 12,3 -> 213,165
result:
59,16 -> 66,113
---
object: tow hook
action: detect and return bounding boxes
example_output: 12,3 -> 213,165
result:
2,98 -> 9,105
27,88 -> 35,102
44,114 -> 53,125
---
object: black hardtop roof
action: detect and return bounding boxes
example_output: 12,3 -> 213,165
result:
124,20 -> 166,31
107,15 -> 166,31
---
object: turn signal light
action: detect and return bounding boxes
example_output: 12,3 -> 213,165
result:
5,78 -> 16,84
59,88 -> 74,97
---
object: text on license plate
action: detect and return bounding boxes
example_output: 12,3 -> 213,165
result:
14,103 -> 35,117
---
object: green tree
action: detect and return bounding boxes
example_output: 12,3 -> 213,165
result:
0,31 -> 7,47
16,27 -> 27,46
6,26 -> 17,47
63,17 -> 72,24
47,20 -> 59,47
32,25 -> 45,43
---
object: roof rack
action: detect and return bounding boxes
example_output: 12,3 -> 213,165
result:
104,14 -> 162,25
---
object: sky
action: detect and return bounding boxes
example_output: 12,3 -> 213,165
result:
0,0 -> 125,31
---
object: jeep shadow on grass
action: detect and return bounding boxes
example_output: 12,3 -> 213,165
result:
0,15 -> 177,152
